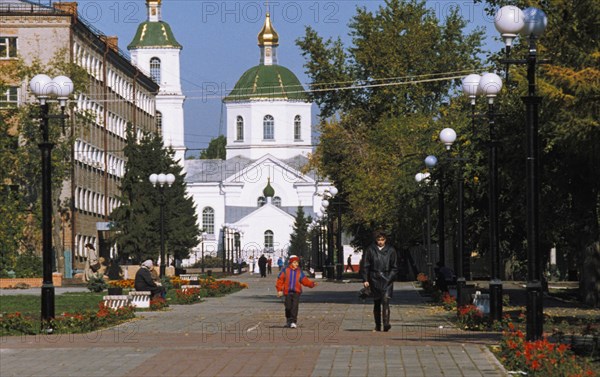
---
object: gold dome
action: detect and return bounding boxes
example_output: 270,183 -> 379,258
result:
258,13 -> 279,46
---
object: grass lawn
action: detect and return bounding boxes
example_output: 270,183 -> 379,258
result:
0,292 -> 104,318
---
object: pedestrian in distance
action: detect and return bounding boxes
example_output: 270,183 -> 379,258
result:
277,256 -> 283,271
258,254 -> 268,277
276,255 -> 317,328
361,230 -> 398,332
267,257 -> 272,275
346,254 -> 355,272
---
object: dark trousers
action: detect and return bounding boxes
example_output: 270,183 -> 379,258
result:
373,297 -> 390,330
284,292 -> 301,324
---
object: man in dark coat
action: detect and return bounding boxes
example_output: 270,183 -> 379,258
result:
361,230 -> 398,332
258,254 -> 268,277
134,260 -> 165,298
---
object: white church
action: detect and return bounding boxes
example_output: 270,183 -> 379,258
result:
128,0 -> 341,265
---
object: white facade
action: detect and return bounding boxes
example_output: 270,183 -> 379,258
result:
226,101 -> 313,160
128,0 -> 186,165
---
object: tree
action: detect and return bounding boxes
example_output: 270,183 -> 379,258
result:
199,135 -> 226,159
296,0 -> 484,247
110,127 -> 200,263
289,206 -> 310,260
0,53 -> 86,274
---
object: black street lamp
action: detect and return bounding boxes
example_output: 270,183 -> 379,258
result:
29,74 -> 73,330
462,72 -> 504,321
200,232 -> 207,273
149,172 -> 175,278
424,155 -> 445,266
439,128 -> 470,310
495,5 -> 548,340
415,172 -> 433,280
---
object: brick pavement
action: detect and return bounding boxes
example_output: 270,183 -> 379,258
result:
0,274 -> 507,377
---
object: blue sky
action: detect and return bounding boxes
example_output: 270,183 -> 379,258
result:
72,0 -> 501,155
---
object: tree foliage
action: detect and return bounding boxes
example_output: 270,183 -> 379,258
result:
0,52 -> 87,273
199,135 -> 226,160
289,206 -> 311,259
109,128 -> 200,264
296,0 -> 484,248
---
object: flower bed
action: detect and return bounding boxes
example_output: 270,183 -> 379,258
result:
0,302 -> 135,335
497,322 -> 597,377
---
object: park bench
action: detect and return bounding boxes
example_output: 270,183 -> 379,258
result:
179,274 -> 200,281
102,295 -> 130,309
128,290 -> 152,308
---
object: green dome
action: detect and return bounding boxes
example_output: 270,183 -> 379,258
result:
263,178 -> 275,198
127,21 -> 182,49
224,64 -> 308,102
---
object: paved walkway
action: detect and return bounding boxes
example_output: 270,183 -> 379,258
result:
0,274 -> 507,377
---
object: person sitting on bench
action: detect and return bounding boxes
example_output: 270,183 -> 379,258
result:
134,260 -> 166,299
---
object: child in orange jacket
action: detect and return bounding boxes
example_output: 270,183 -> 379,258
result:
276,255 -> 317,328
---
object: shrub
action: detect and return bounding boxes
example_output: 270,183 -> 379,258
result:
174,288 -> 201,305
498,322 -> 597,377
150,297 -> 168,311
86,275 -> 108,292
457,305 -> 488,330
441,292 -> 457,311
14,251 -> 42,278
0,312 -> 35,335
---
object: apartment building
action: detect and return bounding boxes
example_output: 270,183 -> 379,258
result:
0,0 -> 159,275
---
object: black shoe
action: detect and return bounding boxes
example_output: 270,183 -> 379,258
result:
383,324 -> 391,332
374,325 -> 381,332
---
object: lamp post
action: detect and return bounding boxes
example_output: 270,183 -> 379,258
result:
438,128 -> 470,310
149,172 -> 175,278
415,172 -> 433,280
322,186 -> 342,280
200,232 -> 207,273
29,74 -> 73,329
462,72 -> 504,321
495,5 -> 548,340
424,155 -> 445,266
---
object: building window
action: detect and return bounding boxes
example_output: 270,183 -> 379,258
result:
236,116 -> 244,141
202,207 -> 215,234
150,57 -> 161,83
294,115 -> 301,140
0,87 -> 18,108
263,115 -> 274,140
264,230 -> 274,249
0,37 -> 17,59
273,196 -> 281,207
156,111 -> 162,132
257,196 -> 266,207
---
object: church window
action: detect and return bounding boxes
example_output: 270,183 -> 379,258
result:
202,207 -> 215,234
273,196 -> 281,207
236,116 -> 244,141
264,230 -> 274,250
0,37 -> 18,59
156,111 -> 162,133
257,196 -> 266,207
294,115 -> 301,140
150,57 -> 161,83
263,115 -> 274,140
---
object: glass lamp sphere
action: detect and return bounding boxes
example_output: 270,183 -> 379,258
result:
166,173 -> 176,186
328,186 -> 338,196
494,5 -> 525,46
415,173 -> 425,183
439,128 -> 457,149
424,155 -> 438,169
461,74 -> 482,100
29,74 -> 53,97
52,76 -> 74,98
522,7 -> 547,38
321,199 -> 330,208
149,173 -> 158,185
157,173 -> 167,185
479,73 -> 503,102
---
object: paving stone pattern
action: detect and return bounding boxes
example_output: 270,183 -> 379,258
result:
0,275 -> 508,377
